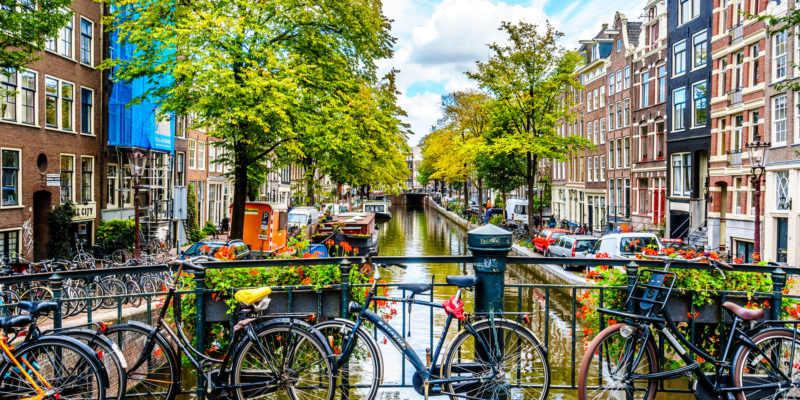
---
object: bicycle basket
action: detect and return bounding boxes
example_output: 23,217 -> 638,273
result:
623,269 -> 677,314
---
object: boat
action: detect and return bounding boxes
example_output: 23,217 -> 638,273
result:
362,200 -> 391,221
313,212 -> 379,256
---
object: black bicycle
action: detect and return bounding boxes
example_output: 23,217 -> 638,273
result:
106,258 -> 335,400
578,254 -> 800,400
316,258 -> 550,400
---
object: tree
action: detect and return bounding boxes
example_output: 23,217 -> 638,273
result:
469,21 -> 592,234
475,152 -> 525,208
1,0 -> 72,71
102,0 -> 395,240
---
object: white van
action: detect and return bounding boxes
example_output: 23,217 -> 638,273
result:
588,233 -> 664,259
505,199 -> 528,225
288,206 -> 319,228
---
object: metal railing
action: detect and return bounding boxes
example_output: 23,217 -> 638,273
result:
3,251 -> 800,399
728,149 -> 743,166
730,24 -> 743,44
728,88 -> 743,106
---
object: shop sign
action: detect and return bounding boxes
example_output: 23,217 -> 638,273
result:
46,174 -> 60,187
73,203 -> 96,220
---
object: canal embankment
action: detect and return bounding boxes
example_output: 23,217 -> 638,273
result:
426,196 -> 586,286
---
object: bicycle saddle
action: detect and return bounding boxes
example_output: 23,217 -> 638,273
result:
722,301 -> 765,321
17,301 -> 57,315
446,275 -> 478,288
0,314 -> 33,331
234,288 -> 272,310
398,283 -> 431,294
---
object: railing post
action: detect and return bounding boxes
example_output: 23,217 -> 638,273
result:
340,259 -> 352,318
194,269 -> 206,400
467,225 -> 512,315
50,274 -> 63,330
626,261 -> 639,314
771,267 -> 786,321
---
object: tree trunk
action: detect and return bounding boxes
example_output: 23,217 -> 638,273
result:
464,178 -> 470,211
477,178 -> 484,213
229,142 -> 248,240
527,152 -> 536,236
304,162 -> 315,206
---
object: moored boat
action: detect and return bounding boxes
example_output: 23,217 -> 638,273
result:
313,212 -> 379,256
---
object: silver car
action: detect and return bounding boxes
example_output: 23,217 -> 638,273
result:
546,235 -> 599,270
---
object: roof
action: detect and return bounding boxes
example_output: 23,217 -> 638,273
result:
627,21 -> 643,47
245,201 -> 288,211
562,235 -> 600,240
602,232 -> 660,238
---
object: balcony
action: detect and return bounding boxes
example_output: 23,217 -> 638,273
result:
730,24 -> 743,44
727,89 -> 742,106
727,149 -> 743,167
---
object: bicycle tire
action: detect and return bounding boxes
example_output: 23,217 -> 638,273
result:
577,323 -> 658,400
105,323 -> 181,400
87,280 -> 106,311
111,249 -> 131,264
101,278 -> 127,309
231,322 -> 335,400
125,280 -> 144,307
18,286 -> 53,323
0,289 -> 20,316
66,284 -> 89,317
442,318 -> 550,400
732,327 -> 800,400
0,336 -> 107,400
314,318 -> 384,399
60,329 -> 128,400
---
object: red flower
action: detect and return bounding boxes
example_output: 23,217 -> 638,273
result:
608,319 -> 618,325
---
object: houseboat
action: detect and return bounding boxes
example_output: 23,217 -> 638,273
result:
362,200 -> 391,221
313,212 -> 379,256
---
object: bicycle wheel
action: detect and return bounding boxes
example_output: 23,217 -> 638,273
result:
125,280 -> 144,307
105,323 -> 180,400
66,285 -> 88,317
577,323 -> 658,400
86,280 -> 106,312
732,328 -> 800,400
72,252 -> 96,269
111,249 -> 131,264
61,329 -> 127,400
314,319 -> 383,399
101,278 -> 127,309
19,286 -> 53,323
442,319 -> 549,400
231,322 -> 335,400
1,289 -> 20,316
0,336 -> 107,400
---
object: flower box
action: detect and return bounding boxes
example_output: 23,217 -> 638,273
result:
664,293 -> 770,324
204,288 -> 343,322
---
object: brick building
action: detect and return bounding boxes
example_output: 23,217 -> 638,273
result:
631,0 -> 669,233
1,0 -> 104,260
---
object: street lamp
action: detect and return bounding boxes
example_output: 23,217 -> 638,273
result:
128,151 -> 147,259
745,140 -> 770,261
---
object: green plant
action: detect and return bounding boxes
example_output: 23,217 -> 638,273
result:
201,221 -> 217,237
186,183 -> 201,242
48,201 -> 77,259
468,215 -> 478,224
95,219 -> 135,249
489,214 -> 504,226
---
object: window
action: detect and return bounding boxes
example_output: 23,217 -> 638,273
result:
197,141 -> 206,170
774,31 -> 787,81
616,138 -> 622,169
796,93 -> 800,142
773,95 -> 787,145
616,70 -> 622,92
587,122 -> 593,144
175,152 -> 185,186
671,153 -> 692,197
59,17 -> 73,58
188,139 -> 196,169
624,66 -> 631,89
60,155 -> 74,203
106,164 -> 118,208
640,127 -> 649,160
617,39 -> 621,52
720,59 -> 728,94
692,30 -> 707,68
673,40 -> 686,76
80,18 -> 92,65
45,77 -> 74,131
1,149 -> 20,206
623,98 -> 630,126
209,145 -> 217,173
656,123 -> 665,159
751,44 -> 760,84
600,87 -> 605,107
641,72 -> 650,107
0,230 -> 19,261
587,157 -> 593,182
600,155 -> 605,180
81,156 -> 93,203
733,177 -> 750,215
776,171 -> 790,211
624,137 -> 630,167
594,155 -> 599,181
679,0 -> 699,25
609,74 -> 615,95
609,141 -> 615,169
587,91 -> 593,111
657,66 -> 666,102
692,81 -> 707,127
733,115 -> 743,152
599,119 -> 606,143
673,88 -> 686,130
608,106 -> 614,130
593,88 -> 599,110
616,101 -> 622,129
609,180 -> 616,213
80,88 -> 92,134
1,70 -> 36,124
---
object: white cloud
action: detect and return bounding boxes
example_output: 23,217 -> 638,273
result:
398,91 -> 442,142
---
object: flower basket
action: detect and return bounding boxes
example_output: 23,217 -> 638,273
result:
204,288 -> 343,322
664,293 -> 771,324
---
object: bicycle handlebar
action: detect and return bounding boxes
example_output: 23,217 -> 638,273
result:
168,259 -> 207,272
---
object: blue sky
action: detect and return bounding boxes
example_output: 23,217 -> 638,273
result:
378,0 -> 646,146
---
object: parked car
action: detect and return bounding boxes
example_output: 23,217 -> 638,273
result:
181,238 -> 252,260
288,206 -> 319,228
588,233 -> 663,259
505,199 -> 528,226
546,235 -> 599,269
533,229 -> 570,253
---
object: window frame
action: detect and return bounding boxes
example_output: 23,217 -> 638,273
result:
106,163 -> 119,208
80,87 -> 93,135
44,76 -> 76,132
773,94 -> 787,146
692,30 -> 708,69
671,152 -> 692,197
774,30 -> 787,83
641,71 -> 650,108
673,87 -> 687,131
1,69 -> 38,126
624,66 -> 631,89
0,229 -> 21,261
691,80 -> 708,128
79,17 -> 93,67
657,65 -> 666,103
1,148 -> 22,208
60,154 -> 75,204
80,156 -> 93,203
197,141 -> 206,170
673,40 -> 687,77
188,139 -> 196,169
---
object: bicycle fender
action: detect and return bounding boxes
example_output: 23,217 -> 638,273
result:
21,334 -> 110,387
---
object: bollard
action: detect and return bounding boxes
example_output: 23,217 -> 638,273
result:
467,224 -> 512,315
194,269 -> 206,400
771,267 -> 786,321
50,274 -> 63,330
626,262 -> 639,314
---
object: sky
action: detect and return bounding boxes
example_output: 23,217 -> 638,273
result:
377,0 -> 646,146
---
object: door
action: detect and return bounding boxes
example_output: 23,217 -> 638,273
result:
33,191 -> 51,260
777,217 -> 788,263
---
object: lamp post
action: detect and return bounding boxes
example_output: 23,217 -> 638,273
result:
128,151 -> 147,259
745,140 -> 770,261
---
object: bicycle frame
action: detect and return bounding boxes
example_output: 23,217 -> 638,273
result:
335,284 -> 501,391
0,335 -> 52,399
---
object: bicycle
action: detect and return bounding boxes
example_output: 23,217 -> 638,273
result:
577,254 -> 800,400
316,258 -> 550,400
0,300 -> 109,400
106,259 -> 335,400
